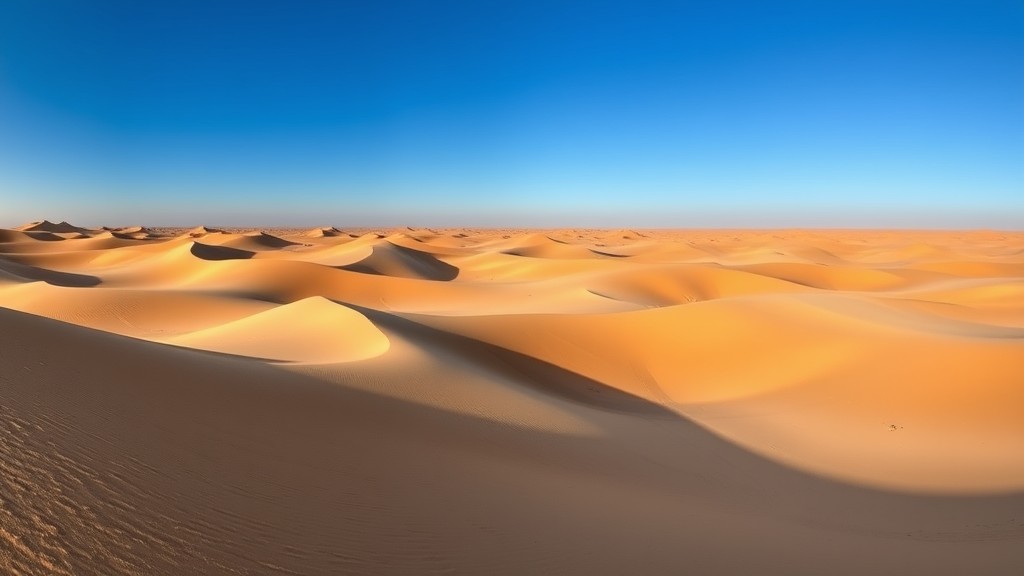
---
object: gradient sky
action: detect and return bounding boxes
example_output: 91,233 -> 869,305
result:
1,0 -> 1022,227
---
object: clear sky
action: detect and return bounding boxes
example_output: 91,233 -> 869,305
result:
1,0 -> 1021,228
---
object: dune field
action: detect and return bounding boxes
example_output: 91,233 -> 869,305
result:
1,219 -> 1023,574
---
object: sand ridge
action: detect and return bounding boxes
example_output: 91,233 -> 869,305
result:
1,222 -> 1023,574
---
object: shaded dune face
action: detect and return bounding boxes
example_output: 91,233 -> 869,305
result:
339,242 -> 460,280
189,241 -> 255,261
1,224 -> 1023,575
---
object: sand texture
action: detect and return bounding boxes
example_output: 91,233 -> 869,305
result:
2,221 -> 1023,574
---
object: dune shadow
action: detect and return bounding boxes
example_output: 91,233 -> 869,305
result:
590,249 -> 631,258
0,258 -> 101,287
24,231 -> 67,242
345,303 -> 677,417
0,229 -> 66,243
340,243 -> 459,281
190,242 -> 255,261
237,232 -> 302,249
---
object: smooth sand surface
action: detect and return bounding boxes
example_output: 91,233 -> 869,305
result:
2,221 -> 1023,574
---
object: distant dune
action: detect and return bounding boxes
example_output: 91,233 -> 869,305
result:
1,223 -> 1023,575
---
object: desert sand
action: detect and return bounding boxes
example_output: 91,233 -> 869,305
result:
1,220 -> 1023,574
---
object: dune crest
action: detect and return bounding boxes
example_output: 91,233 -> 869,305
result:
163,296 -> 389,363
305,225 -> 346,237
186,225 -> 226,237
14,219 -> 91,234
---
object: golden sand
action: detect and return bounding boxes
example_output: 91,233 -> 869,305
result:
2,221 -> 1022,574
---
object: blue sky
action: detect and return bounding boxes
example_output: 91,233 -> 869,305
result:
1,0 -> 1021,227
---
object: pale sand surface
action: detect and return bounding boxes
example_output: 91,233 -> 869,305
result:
1,221 -> 1023,574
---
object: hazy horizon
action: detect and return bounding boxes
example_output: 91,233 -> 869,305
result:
2,1 -> 1022,228
7,212 -> 1024,231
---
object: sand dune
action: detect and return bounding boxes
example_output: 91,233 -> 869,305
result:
0,229 -> 67,243
305,225 -> 346,237
163,296 -> 389,363
340,241 -> 461,280
211,230 -> 303,251
0,258 -> 101,287
1,223 -> 1023,574
14,219 -> 93,234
